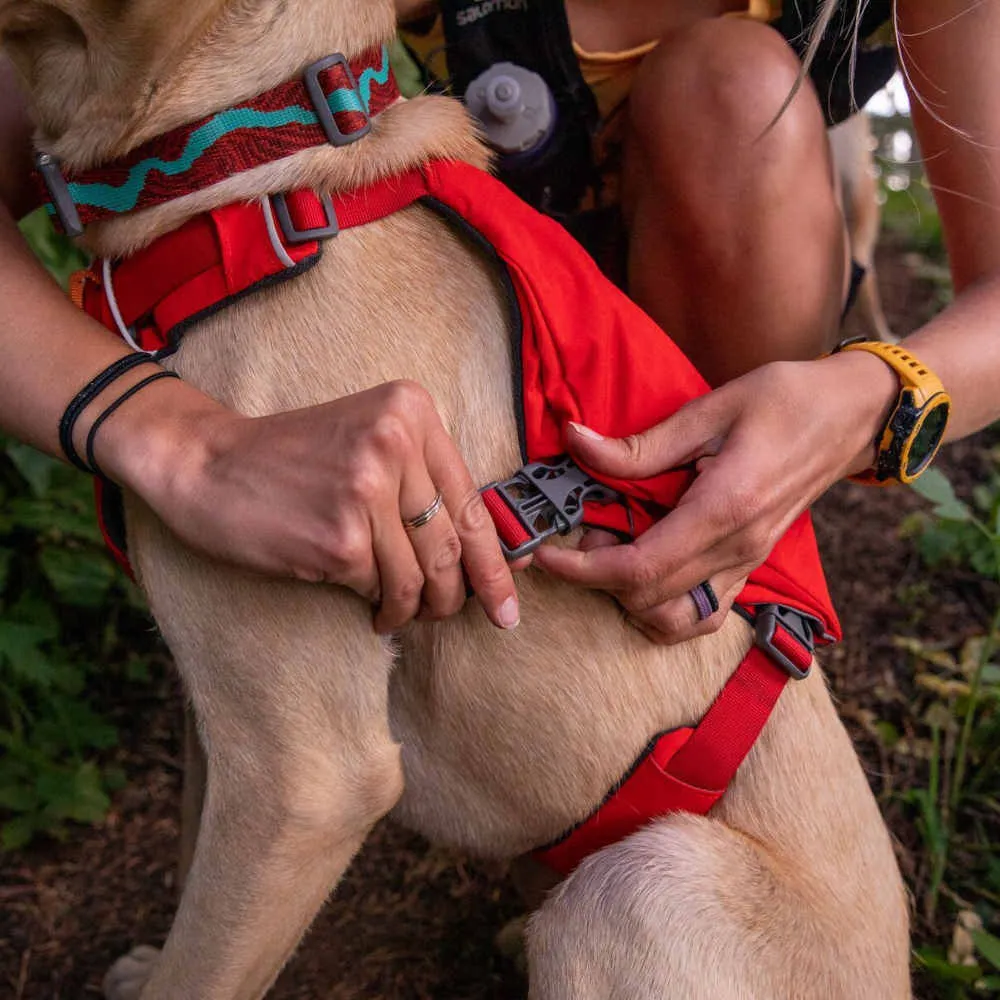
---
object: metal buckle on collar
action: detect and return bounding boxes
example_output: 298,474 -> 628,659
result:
270,191 -> 340,245
303,53 -> 372,148
480,455 -> 621,560
753,603 -> 826,680
35,152 -> 84,239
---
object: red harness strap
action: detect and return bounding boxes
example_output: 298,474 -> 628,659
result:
533,611 -> 816,875
74,157 -> 839,879
77,170 -> 431,354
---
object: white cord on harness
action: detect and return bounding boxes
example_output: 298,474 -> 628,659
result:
102,257 -> 153,355
260,195 -> 297,270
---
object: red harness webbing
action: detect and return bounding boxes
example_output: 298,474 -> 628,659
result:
73,158 -> 838,878
76,172 -> 430,353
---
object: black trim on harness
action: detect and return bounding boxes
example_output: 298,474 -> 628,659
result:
153,250 -> 324,360
419,194 -> 529,465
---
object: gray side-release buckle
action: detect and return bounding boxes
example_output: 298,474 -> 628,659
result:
480,455 -> 622,560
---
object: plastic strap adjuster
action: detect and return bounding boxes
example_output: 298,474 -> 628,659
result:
270,191 -> 340,244
480,455 -> 621,560
303,53 -> 372,148
36,152 -> 84,239
752,603 -> 825,680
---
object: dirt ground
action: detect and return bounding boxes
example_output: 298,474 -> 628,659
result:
1,237 -> 994,999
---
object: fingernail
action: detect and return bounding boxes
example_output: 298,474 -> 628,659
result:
569,421 -> 604,441
497,596 -> 520,629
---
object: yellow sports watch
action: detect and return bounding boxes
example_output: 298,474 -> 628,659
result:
835,339 -> 951,485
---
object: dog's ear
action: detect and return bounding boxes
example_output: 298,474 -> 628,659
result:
0,0 -> 229,147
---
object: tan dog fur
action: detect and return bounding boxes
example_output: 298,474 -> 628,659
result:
3,2 -> 910,997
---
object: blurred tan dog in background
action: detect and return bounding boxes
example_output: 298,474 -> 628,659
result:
831,110 -> 896,342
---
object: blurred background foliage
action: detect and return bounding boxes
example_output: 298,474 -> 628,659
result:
1,214 -> 156,851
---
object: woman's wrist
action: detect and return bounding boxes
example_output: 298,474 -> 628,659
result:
90,371 -> 238,510
815,348 -> 899,478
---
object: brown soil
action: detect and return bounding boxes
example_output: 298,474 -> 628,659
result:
1,237 -> 995,1000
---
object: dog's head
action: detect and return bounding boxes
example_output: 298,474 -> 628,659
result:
1,0 -> 397,166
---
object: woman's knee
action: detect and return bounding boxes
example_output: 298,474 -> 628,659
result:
628,18 -> 828,174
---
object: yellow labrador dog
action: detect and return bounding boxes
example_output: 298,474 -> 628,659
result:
3,1 -> 909,997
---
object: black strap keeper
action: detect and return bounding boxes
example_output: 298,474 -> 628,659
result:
85,370 -> 181,480
59,354 -> 157,472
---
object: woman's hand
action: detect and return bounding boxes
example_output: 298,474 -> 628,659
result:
533,352 -> 898,644
100,378 -> 521,633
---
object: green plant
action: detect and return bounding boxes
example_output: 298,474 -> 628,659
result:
902,457 -> 1000,996
0,438 -> 156,848
18,208 -> 88,287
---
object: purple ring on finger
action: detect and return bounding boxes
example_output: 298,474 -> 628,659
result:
689,581 -> 719,622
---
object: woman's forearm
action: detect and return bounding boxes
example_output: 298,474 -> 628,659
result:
0,204 -> 225,487
903,275 -> 1000,444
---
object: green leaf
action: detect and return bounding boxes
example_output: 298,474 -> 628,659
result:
7,497 -> 102,543
0,620 -> 57,687
36,697 -> 117,751
913,467 -> 963,507
912,468 -> 973,522
39,546 -> 115,607
3,442 -> 56,498
1,814 -> 37,851
973,485 -> 994,514
972,930 -> 1000,973
914,946 -> 982,984
36,761 -> 110,824
18,208 -> 89,288
0,782 -> 36,812
875,720 -> 901,748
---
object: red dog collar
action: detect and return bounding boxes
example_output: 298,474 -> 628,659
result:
35,47 -> 399,237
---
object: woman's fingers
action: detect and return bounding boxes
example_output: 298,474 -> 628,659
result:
564,392 -> 729,479
423,421 -> 520,630
534,484 -> 757,611
371,509 -> 425,633
624,573 -> 747,645
398,473 -> 466,623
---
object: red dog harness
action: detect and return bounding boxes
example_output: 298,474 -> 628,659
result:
51,53 -> 840,877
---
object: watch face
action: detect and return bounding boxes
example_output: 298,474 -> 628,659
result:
906,399 -> 950,477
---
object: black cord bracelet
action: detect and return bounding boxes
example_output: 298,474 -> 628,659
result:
59,354 -> 157,472
85,370 -> 181,480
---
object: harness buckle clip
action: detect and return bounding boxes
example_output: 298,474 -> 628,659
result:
35,153 -> 84,239
753,603 -> 827,680
480,455 -> 621,560
303,53 -> 373,148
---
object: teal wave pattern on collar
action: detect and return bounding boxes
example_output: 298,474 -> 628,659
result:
65,47 -> 391,216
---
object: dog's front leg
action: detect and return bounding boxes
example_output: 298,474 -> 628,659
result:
104,510 -> 402,1000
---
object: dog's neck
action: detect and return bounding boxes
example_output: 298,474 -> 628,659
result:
12,0 -> 488,257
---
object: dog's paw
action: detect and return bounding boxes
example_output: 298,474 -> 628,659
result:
103,944 -> 161,1000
